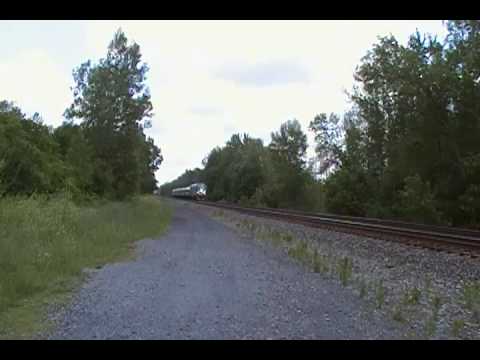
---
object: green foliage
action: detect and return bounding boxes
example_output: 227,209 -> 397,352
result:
163,21 -> 480,229
64,29 -> 162,200
392,304 -> 405,323
337,257 -> 353,286
312,250 -> 329,274
451,319 -> 465,338
0,102 -> 67,196
269,119 -> 307,170
309,113 -> 342,176
1,30 -> 162,201
403,286 -> 422,306
458,184 -> 480,229
324,165 -> 371,216
358,278 -> 368,299
463,281 -> 480,322
375,280 -> 386,309
316,21 -> 480,227
0,195 -> 171,338
160,168 -> 204,197
424,317 -> 437,338
395,175 -> 442,224
167,120 -> 317,211
202,134 -> 266,203
287,240 -> 310,263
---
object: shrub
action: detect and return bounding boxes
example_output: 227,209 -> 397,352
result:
396,174 -> 442,224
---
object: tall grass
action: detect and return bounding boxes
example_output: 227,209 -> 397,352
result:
0,194 -> 171,338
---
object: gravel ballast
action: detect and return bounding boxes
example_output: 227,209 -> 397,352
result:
46,200 -> 405,340
187,200 -> 480,340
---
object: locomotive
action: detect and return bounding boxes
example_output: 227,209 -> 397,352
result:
172,183 -> 207,200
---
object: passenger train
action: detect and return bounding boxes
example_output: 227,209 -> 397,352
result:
172,183 -> 207,200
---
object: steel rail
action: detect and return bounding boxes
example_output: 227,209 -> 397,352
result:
189,199 -> 480,255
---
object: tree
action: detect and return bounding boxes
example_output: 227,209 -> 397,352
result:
160,167 -> 204,197
200,133 -> 266,202
269,119 -> 307,170
309,112 -> 343,176
265,120 -> 310,208
320,21 -> 480,226
53,122 -> 94,195
0,101 -> 67,196
64,29 -> 161,199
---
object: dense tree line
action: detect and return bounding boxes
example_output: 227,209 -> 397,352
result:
162,21 -> 480,228
0,30 -> 162,200
159,168 -> 205,197
316,20 -> 480,227
160,120 -> 324,211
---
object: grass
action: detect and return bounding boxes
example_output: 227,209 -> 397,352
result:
451,319 -> 465,338
337,257 -> 353,286
312,250 -> 329,274
424,317 -> 437,338
358,278 -> 368,299
423,293 -> 442,338
403,286 -> 422,306
392,304 -> 405,323
287,240 -> 311,264
463,281 -> 480,322
375,280 -> 386,309
0,194 -> 171,339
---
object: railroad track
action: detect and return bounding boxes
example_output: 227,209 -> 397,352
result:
189,200 -> 480,258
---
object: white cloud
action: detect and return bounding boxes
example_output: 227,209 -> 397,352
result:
215,60 -> 311,87
1,21 -> 447,186
0,49 -> 72,127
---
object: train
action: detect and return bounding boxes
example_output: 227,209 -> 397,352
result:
172,183 -> 207,200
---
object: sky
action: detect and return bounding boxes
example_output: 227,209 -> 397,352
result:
0,20 -> 448,185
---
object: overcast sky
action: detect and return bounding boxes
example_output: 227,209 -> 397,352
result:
0,20 -> 447,185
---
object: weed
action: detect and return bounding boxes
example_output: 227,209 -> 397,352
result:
287,240 -> 310,264
463,281 -> 480,322
375,280 -> 386,309
0,195 -> 171,338
431,294 -> 442,316
424,316 -> 437,338
358,278 -> 368,299
337,257 -> 353,286
392,304 -> 405,323
451,319 -> 465,338
312,250 -> 329,274
282,233 -> 293,243
422,293 -> 443,338
403,287 -> 422,306
424,275 -> 433,294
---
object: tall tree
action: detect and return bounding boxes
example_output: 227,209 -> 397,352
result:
65,29 -> 160,199
269,119 -> 307,170
309,112 -> 342,176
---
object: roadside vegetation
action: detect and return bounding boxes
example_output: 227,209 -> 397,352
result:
0,30 -> 169,338
0,195 -> 171,338
162,21 -> 480,229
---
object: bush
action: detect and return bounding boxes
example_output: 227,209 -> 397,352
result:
395,174 -> 442,224
458,185 -> 480,229
324,167 -> 370,216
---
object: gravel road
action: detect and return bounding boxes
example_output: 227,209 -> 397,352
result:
48,200 -> 402,339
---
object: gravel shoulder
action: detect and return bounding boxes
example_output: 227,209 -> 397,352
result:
188,201 -> 480,340
46,199 -> 404,340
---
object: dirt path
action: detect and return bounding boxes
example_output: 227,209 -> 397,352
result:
48,201 -> 402,339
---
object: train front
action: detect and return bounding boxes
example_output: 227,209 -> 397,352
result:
192,183 -> 207,200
